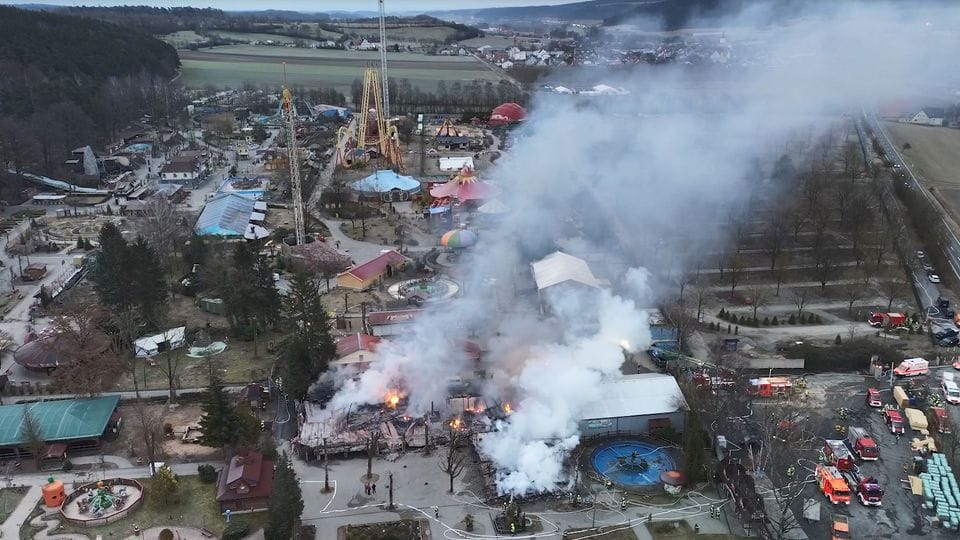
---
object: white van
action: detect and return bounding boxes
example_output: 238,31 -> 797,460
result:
942,381 -> 960,405
893,358 -> 929,377
943,373 -> 960,404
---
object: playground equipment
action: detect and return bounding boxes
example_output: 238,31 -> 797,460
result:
42,477 -> 65,508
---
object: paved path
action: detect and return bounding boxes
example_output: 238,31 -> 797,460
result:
1,385 -> 247,405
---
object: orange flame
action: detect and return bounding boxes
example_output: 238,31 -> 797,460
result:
385,390 -> 402,409
449,417 -> 464,430
503,403 -> 512,415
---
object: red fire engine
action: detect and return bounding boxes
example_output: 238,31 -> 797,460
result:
824,439 -> 856,471
884,409 -> 905,434
817,464 -> 852,505
747,377 -> 792,398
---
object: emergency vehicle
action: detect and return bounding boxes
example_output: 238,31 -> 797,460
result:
853,476 -> 884,506
866,387 -> 882,407
846,427 -> 879,461
746,376 -> 792,398
837,467 -> 884,507
817,464 -> 852,505
927,407 -> 952,434
893,357 -> 929,377
884,409 -> 905,434
868,311 -> 906,328
824,439 -> 856,470
832,514 -> 851,540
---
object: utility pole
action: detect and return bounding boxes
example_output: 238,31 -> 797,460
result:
388,471 -> 394,510
322,438 -> 330,493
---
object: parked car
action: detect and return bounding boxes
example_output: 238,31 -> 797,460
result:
929,274 -> 942,284
935,328 -> 959,340
939,336 -> 959,347
917,250 -> 926,259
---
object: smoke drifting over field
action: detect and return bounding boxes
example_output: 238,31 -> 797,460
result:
318,2 -> 959,494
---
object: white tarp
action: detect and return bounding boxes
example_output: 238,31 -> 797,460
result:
134,327 -> 186,357
438,156 -> 474,172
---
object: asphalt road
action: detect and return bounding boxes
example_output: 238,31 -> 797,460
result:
864,107 -> 960,284
860,108 -> 956,332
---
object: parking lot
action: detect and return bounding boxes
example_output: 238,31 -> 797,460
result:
785,371 -> 957,538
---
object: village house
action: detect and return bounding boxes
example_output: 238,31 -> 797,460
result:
160,156 -> 204,186
336,250 -> 407,290
332,333 -> 382,370
904,107 -> 945,127
215,448 -> 273,512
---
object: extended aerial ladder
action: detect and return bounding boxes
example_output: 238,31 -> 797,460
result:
281,62 -> 306,246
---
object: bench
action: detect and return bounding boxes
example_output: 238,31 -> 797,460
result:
200,528 -> 216,538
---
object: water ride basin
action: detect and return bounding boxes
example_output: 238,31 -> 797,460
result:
590,440 -> 677,487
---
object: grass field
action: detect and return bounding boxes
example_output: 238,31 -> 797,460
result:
208,31 -> 319,46
0,487 -> 27,525
178,45 -> 501,92
161,30 -> 206,48
332,25 -> 458,43
52,476 -> 261,538
883,121 -> 960,224
189,45 -> 484,63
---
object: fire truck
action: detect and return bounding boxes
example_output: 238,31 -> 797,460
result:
824,439 -> 856,471
746,376 -> 792,398
817,464 -> 852,505
840,472 -> 884,506
884,408 -> 905,434
868,311 -> 906,328
846,427 -> 879,461
691,371 -> 736,391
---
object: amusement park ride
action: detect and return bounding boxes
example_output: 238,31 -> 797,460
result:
281,63 -> 306,246
336,0 -> 404,171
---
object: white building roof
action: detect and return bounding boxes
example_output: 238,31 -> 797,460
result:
438,156 -> 475,171
580,374 -> 687,420
133,326 -> 186,357
530,251 -> 602,291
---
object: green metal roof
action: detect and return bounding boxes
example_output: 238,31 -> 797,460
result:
0,395 -> 120,447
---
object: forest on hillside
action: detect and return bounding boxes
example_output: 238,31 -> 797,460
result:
0,6 -> 183,177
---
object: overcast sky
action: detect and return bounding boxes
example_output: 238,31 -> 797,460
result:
4,0 -> 579,11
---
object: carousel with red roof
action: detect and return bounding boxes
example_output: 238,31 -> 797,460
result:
429,165 -> 501,217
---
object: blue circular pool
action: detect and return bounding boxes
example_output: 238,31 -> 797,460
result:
590,441 -> 676,487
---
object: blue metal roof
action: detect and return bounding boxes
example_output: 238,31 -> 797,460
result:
351,170 -> 421,194
195,192 -> 257,237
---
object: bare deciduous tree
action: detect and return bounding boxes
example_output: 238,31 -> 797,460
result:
48,300 -> 120,395
438,428 -> 466,494
749,286 -> 769,320
137,198 -> 189,275
772,252 -> 791,296
793,289 -> 809,316
131,402 -> 165,467
728,253 -> 745,292
762,211 -> 789,270
814,247 -> 839,291
880,268 -> 902,312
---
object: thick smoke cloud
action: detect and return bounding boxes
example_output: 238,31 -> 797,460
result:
318,1 -> 959,494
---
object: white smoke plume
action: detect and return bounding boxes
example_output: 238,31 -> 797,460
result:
317,1 -> 959,494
